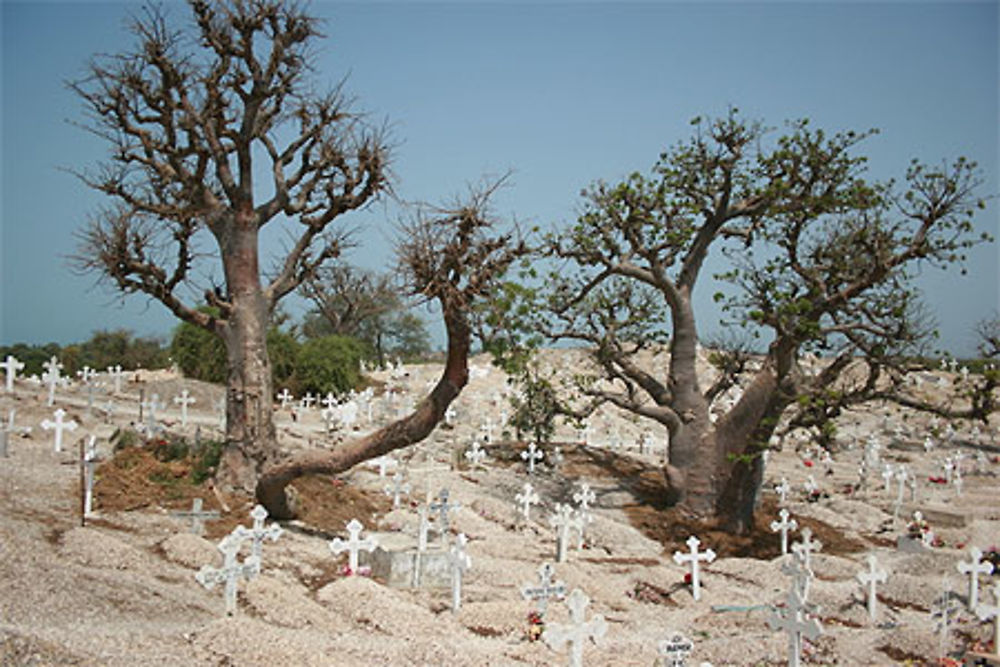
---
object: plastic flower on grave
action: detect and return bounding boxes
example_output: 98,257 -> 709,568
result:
803,460 -> 814,467
684,573 -> 692,585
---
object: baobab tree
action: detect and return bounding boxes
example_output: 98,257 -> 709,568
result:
70,0 -> 389,491
499,111 -> 991,533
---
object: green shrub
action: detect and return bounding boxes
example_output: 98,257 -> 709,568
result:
170,318 -> 227,383
295,335 -> 365,396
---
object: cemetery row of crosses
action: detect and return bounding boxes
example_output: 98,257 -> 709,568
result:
1,345 -> 999,665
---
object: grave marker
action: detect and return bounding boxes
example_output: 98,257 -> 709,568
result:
790,528 -> 822,571
464,441 -> 488,469
0,409 -> 31,457
430,488 -> 460,536
42,356 -> 63,406
957,546 -> 995,611
448,532 -> 471,613
80,435 -> 99,524
195,534 -> 260,615
329,519 -> 378,573
276,388 -> 293,409
515,482 -> 541,522
300,392 -> 315,409
543,588 -> 607,667
106,364 -> 124,393
658,632 -> 694,667
142,394 -> 165,435
172,497 -> 220,535
521,442 -> 544,474
768,586 -> 822,667
1,354 -> 25,391
521,561 -> 567,620
781,550 -> 814,602
384,471 -> 411,509
770,509 -> 798,556
672,536 -> 716,601
369,455 -> 397,478
856,554 -> 887,623
41,408 -> 77,453
931,580 -> 960,660
232,504 -> 283,561
549,504 -> 584,563
974,581 -> 1000,661
173,389 -> 196,427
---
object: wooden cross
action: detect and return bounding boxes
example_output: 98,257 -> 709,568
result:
195,534 -> 260,615
521,561 -> 566,619
172,497 -> 221,535
975,581 -> 1000,660
384,471 -> 410,509
521,442 -> 544,474
770,508 -> 798,556
658,632 -> 695,667
515,482 -> 540,522
957,546 -> 995,610
329,518 -> 378,573
232,504 -> 283,561
856,554 -> 887,622
768,586 -> 822,667
672,535 -> 716,601
791,527 -> 822,571
542,588 -> 607,667
1,354 -> 24,392
449,533 -> 471,613
275,388 -> 293,409
41,408 -> 77,453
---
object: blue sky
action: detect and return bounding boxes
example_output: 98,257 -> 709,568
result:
2,1 -> 998,355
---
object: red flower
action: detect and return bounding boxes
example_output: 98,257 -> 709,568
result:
684,573 -> 692,584
803,460 -> 814,467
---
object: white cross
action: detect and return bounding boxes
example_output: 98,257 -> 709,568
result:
480,417 -> 494,443
449,533 -> 472,613
464,441 -> 488,469
781,550 -> 814,602
975,581 -> 1000,660
0,409 -> 31,457
572,482 -> 596,547
430,488 -> 461,536
658,632 -> 695,667
881,463 -> 894,492
521,561 -> 567,620
931,581 -> 960,660
81,435 -> 99,518
768,586 -> 822,667
300,392 -> 315,409
42,356 -> 63,406
41,408 -> 77,453
549,504 -> 584,563
774,477 -> 791,505
417,504 -> 431,552
232,504 -> 283,561
521,442 -> 544,474
276,388 -> 293,409
672,535 -> 716,601
195,533 -> 260,615
173,389 -> 196,427
803,475 -> 818,496
923,436 -> 934,453
142,393 -> 165,434
856,554 -> 887,622
369,455 -> 397,478
542,588 -> 608,667
770,509 -> 798,556
76,365 -> 97,385
171,497 -> 220,535
515,482 -> 541,522
321,392 -> 337,410
791,528 -> 822,571
106,364 -> 124,393
329,518 -> 378,574
444,405 -> 457,425
1,355 -> 24,392
384,471 -> 411,509
957,546 -> 995,610
893,465 -> 909,521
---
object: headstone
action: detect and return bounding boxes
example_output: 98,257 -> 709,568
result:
658,632 -> 695,667
173,389 -> 196,427
42,356 -> 63,406
974,581 -> 1000,661
448,532 -> 471,613
515,482 -> 541,522
790,528 -> 822,571
672,536 -> 716,602
543,588 -> 607,667
1,354 -> 25,392
195,533 -> 260,615
384,471 -> 411,509
856,554 -> 887,623
770,509 -> 798,556
464,441 -> 488,470
330,519 -> 378,574
521,442 -> 544,474
957,546 -> 995,611
768,586 -> 822,667
41,408 -> 77,453
232,504 -> 283,561
521,561 -> 567,620
171,497 -> 220,535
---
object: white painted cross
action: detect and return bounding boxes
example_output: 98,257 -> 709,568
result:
76,365 -> 97,385
173,389 -> 196,427
770,509 -> 798,556
658,632 -> 695,667
1,355 -> 24,392
881,463 -> 894,493
276,388 -> 293,409
106,364 -> 124,393
449,532 -> 472,613
543,588 -> 608,667
384,471 -> 411,509
774,477 -> 791,505
791,528 -> 822,571
142,393 -> 165,435
41,408 -> 77,453
521,561 -> 567,620
195,533 -> 260,615
781,550 -> 814,602
300,392 -> 315,409
803,475 -> 818,496
957,546 -> 995,611
42,356 -> 63,406
464,441 -> 488,469
923,435 -> 934,453
417,504 -> 431,552
550,504 -> 584,563
430,488 -> 461,536
321,392 -> 337,410
232,504 -> 283,561
0,409 -> 31,458
975,581 -> 1000,660
572,482 -> 596,548
81,435 -> 99,518
856,554 -> 888,623
672,536 -> 716,601
892,465 -> 909,521
515,482 -> 541,522
521,442 -> 544,474
931,580 -> 960,660
329,518 -> 378,574
768,586 -> 822,667
171,497 -> 221,535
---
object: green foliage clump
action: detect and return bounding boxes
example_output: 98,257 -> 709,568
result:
1,330 -> 168,378
170,318 -> 227,383
508,371 -> 560,445
267,328 -> 300,390
295,335 -> 366,396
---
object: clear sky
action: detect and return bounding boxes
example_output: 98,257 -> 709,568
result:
1,1 -> 998,356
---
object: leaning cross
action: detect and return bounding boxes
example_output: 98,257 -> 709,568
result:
172,497 -> 220,535
195,534 -> 260,616
975,581 -> 1000,660
515,482 -> 541,522
658,632 -> 695,667
957,546 -> 995,611
42,356 -> 63,406
232,504 -> 283,561
41,408 -> 77,453
1,354 -> 25,392
673,535 -> 716,602
521,442 -> 544,474
329,518 -> 378,574
791,527 -> 823,571
856,554 -> 888,623
449,533 -> 472,613
542,588 -> 608,667
770,508 -> 798,556
768,586 -> 822,667
521,561 -> 567,620
173,389 -> 196,427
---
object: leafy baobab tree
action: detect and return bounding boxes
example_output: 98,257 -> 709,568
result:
70,1 -> 389,491
503,111 -> 990,533
257,181 -> 527,518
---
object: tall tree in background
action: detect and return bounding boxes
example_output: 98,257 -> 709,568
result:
499,111 -> 990,533
70,1 -> 389,491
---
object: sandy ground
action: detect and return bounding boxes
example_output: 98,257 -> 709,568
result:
1,353 -> 999,666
